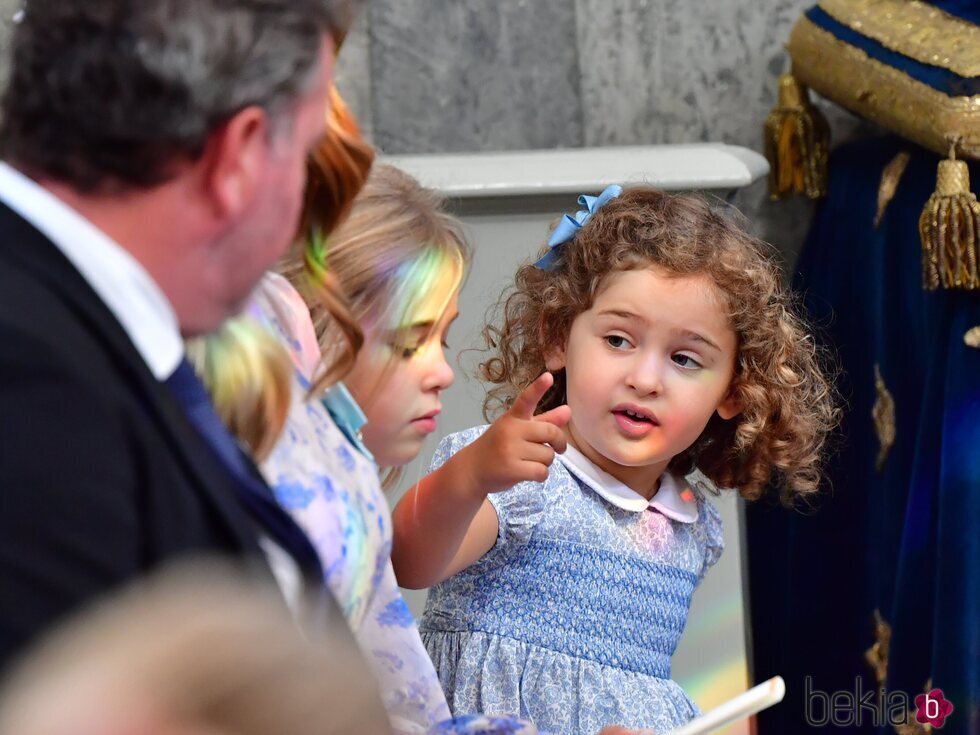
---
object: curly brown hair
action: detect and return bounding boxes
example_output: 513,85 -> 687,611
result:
481,187 -> 839,504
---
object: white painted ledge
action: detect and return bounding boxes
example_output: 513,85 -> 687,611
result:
383,143 -> 769,197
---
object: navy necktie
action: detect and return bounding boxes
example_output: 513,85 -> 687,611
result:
165,357 -> 322,576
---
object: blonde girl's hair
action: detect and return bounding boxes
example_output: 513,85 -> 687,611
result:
482,187 -> 839,504
294,163 -> 468,366
283,163 -> 470,485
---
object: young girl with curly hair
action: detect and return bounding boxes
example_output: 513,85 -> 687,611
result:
391,185 -> 839,735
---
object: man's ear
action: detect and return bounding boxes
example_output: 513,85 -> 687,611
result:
716,387 -> 743,420
201,105 -> 268,219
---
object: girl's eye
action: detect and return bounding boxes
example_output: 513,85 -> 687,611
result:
605,335 -> 630,349
672,353 -> 703,370
389,343 -> 421,359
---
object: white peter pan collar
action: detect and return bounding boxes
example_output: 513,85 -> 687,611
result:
557,444 -> 699,523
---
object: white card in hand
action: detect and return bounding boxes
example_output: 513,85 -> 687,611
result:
666,676 -> 785,735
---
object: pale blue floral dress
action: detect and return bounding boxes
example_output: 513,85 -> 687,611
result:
420,426 -> 724,735
251,273 -> 451,734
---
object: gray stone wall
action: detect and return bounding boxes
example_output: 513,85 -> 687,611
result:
335,0 -> 870,267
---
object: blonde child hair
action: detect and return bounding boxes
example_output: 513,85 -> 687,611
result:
281,163 -> 470,484
286,163 -> 468,384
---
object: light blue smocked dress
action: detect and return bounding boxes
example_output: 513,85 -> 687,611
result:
251,273 -> 451,734
419,426 -> 724,735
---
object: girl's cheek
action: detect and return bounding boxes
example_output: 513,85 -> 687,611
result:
692,373 -> 717,389
689,366 -> 726,387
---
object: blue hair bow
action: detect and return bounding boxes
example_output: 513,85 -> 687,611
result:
533,184 -> 623,270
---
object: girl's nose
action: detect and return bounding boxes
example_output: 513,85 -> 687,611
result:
626,356 -> 663,396
421,344 -> 455,393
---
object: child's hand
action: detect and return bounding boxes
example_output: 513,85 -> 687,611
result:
461,371 -> 571,495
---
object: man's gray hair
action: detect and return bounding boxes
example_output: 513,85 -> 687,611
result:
0,0 -> 357,191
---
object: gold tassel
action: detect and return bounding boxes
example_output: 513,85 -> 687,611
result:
919,145 -> 980,290
764,74 -> 830,200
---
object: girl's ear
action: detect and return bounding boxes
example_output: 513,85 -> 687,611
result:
539,318 -> 566,371
544,346 -> 565,372
716,387 -> 743,420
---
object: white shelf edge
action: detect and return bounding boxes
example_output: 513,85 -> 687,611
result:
383,144 -> 769,198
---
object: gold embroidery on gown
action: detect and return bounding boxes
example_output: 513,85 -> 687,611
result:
873,364 -> 897,472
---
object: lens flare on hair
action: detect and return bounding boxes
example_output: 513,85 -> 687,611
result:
185,316 -> 293,463
384,244 -> 465,339
305,227 -> 330,291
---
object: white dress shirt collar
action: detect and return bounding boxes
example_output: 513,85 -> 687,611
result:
0,161 -> 182,379
557,444 -> 699,523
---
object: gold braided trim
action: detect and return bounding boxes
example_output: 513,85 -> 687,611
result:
789,17 -> 980,160
819,0 -> 980,77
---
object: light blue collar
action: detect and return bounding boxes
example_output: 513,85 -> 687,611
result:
321,381 -> 375,463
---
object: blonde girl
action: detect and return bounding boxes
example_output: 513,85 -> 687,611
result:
248,162 -> 467,735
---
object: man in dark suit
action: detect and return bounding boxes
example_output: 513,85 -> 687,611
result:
0,0 -> 351,669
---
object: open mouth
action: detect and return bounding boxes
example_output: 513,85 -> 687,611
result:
613,408 -> 658,425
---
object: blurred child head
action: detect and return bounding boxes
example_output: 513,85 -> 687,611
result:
0,561 -> 389,735
184,317 -> 293,462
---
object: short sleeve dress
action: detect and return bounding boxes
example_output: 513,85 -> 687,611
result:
251,273 -> 451,734
419,426 -> 724,735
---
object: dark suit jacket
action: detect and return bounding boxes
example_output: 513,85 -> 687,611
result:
0,202 -> 275,670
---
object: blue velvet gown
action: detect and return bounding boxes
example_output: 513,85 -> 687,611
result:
747,136 -> 980,735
